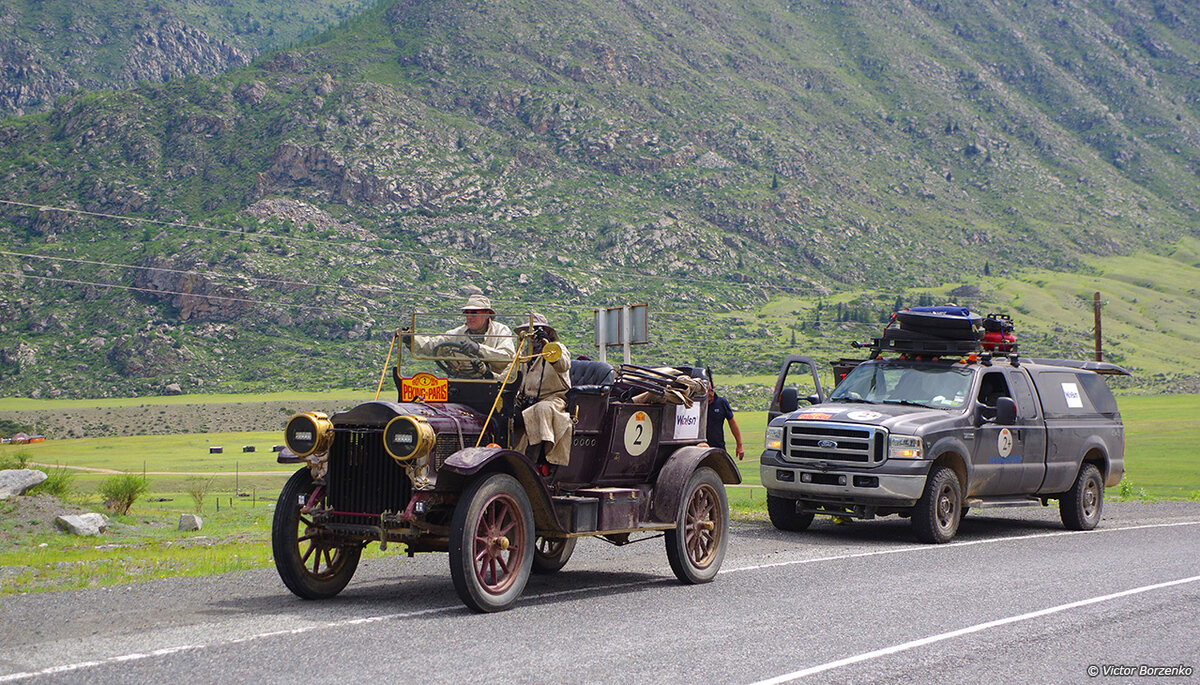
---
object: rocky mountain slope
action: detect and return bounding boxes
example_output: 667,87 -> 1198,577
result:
0,0 -> 378,114
0,0 -> 1198,399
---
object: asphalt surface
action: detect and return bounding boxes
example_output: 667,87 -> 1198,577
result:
1,500 -> 1197,684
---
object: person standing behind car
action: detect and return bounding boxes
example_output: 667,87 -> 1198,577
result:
405,294 -> 515,378
514,313 -> 572,469
706,381 -> 745,461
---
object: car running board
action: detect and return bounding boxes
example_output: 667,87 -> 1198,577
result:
964,496 -> 1044,509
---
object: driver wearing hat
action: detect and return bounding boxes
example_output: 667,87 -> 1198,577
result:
406,294 -> 515,378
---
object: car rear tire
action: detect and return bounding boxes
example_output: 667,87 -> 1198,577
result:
767,495 -> 815,532
911,466 -> 962,543
1060,463 -> 1104,531
272,468 -> 362,599
532,536 -> 577,575
449,473 -> 534,612
665,467 -> 728,584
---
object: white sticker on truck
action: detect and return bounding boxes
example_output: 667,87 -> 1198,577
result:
1062,382 -> 1084,408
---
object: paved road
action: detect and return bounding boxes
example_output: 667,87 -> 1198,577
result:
2,501 -> 1197,684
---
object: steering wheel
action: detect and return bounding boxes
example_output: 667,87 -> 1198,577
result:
432,341 -> 488,378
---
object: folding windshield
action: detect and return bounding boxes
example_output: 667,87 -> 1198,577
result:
829,361 -> 973,409
400,312 -> 526,381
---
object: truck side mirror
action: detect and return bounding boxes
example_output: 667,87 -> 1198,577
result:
779,387 -> 799,413
995,397 -> 1017,425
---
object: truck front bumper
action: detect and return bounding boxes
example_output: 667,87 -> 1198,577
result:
760,451 -> 930,508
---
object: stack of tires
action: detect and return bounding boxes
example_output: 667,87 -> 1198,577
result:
879,306 -> 981,355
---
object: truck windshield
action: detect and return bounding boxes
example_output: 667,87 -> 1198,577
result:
830,362 -> 973,409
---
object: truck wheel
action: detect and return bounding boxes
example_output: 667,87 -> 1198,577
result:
911,466 -> 962,543
272,468 -> 362,599
665,467 -> 729,584
1060,463 -> 1104,531
532,536 -> 577,575
449,473 -> 534,612
767,495 -> 815,532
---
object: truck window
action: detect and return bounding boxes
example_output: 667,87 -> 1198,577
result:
1007,371 -> 1039,420
831,362 -> 972,409
1034,371 -> 1106,417
1078,373 -> 1120,416
977,371 -> 1011,407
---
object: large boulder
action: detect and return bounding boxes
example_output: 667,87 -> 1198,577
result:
178,514 -> 202,531
55,513 -> 109,536
0,469 -> 48,498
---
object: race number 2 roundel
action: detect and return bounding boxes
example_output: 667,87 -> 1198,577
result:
624,411 -> 654,457
997,427 -> 1014,458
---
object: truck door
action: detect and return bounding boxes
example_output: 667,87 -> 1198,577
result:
1007,369 -> 1047,492
768,355 -> 825,421
970,370 -> 1028,495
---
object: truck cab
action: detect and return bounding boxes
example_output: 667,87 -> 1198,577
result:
761,312 -> 1127,543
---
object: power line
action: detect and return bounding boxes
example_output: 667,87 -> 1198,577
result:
0,198 -> 828,295
0,272 -> 359,318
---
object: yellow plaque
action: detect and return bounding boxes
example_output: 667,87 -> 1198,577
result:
401,372 -> 449,402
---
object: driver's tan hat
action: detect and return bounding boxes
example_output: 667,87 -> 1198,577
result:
462,294 -> 493,312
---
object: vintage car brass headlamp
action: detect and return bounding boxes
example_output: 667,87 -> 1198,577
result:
384,415 -> 436,463
285,412 -> 334,458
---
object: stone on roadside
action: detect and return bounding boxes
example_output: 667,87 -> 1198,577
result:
178,514 -> 203,531
55,513 -> 109,536
0,469 -> 48,499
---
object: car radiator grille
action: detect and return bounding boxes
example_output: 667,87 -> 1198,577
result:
327,427 -> 411,519
434,433 -> 480,471
783,422 -> 886,464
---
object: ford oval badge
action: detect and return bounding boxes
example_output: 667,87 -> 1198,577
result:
817,439 -> 837,449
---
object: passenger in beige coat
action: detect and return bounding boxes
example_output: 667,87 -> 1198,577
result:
514,312 -> 572,467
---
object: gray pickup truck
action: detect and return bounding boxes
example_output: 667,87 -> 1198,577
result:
760,326 -> 1128,543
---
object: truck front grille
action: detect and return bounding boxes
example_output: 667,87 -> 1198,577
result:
327,427 -> 411,521
783,421 -> 886,464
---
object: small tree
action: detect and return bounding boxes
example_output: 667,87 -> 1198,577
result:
99,474 -> 149,515
186,477 -> 215,513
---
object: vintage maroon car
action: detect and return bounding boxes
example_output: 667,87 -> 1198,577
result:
272,317 -> 740,612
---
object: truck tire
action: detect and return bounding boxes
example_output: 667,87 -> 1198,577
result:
449,473 -> 535,612
767,495 -> 815,532
1060,463 -> 1104,531
272,468 -> 362,599
665,467 -> 728,584
911,466 -> 962,543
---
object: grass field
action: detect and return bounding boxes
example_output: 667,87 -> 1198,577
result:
0,393 -> 1195,595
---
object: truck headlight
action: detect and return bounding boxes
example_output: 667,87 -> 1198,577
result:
384,415 -> 436,463
888,435 -> 923,459
765,426 -> 784,451
285,412 -> 333,458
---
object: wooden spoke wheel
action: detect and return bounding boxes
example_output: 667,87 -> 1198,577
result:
272,468 -> 361,599
449,473 -> 534,612
665,467 -> 729,584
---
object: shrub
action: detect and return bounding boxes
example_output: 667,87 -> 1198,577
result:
0,449 -> 31,470
28,467 -> 74,498
98,474 -> 150,515
186,477 -> 215,513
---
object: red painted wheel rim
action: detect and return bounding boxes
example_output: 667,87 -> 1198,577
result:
296,489 -> 350,580
472,493 -> 526,594
684,483 -> 721,569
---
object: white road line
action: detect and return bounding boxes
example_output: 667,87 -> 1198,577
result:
748,574 -> 1200,685
2,520 -> 1198,682
725,519 -> 1200,574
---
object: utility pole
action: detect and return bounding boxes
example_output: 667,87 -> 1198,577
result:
1093,292 -> 1102,362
